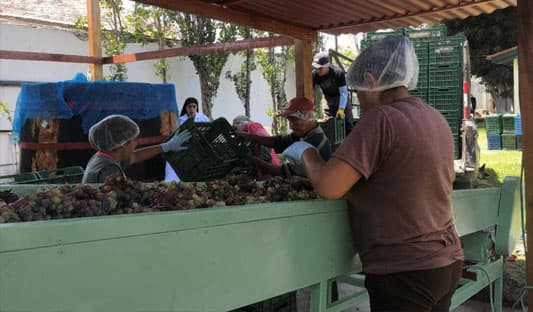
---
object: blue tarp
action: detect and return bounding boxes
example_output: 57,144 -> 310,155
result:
13,80 -> 178,141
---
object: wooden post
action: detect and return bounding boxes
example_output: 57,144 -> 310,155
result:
294,39 -> 314,101
517,0 -> 533,307
87,0 -> 103,80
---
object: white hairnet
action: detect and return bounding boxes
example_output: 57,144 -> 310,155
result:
232,115 -> 250,130
89,114 -> 140,151
347,36 -> 419,92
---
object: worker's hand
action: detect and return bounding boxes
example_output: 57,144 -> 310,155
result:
161,130 -> 192,153
336,108 -> 345,119
281,141 -> 317,163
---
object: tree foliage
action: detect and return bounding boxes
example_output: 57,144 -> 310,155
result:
100,0 -> 129,81
176,14 -> 238,118
444,7 -> 517,113
127,4 -> 178,82
255,35 -> 292,135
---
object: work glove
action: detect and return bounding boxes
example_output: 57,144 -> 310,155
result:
281,141 -> 317,163
336,108 -> 346,119
161,130 -> 192,153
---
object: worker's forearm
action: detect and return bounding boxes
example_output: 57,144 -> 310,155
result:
241,133 -> 277,148
248,156 -> 282,176
339,86 -> 348,109
131,145 -> 163,164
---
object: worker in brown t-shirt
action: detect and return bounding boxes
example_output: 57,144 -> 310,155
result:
282,36 -> 464,311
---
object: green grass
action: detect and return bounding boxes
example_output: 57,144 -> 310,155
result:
477,126 -> 522,185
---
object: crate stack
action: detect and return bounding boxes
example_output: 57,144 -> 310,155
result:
501,114 -> 522,150
485,114 -> 503,150
361,25 -> 465,159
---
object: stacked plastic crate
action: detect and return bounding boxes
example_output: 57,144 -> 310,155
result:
485,114 -> 503,150
361,25 -> 464,159
501,114 -> 522,150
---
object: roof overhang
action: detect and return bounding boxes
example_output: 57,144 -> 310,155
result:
135,0 -> 517,39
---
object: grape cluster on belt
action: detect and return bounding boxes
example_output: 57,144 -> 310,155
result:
0,174 -> 318,223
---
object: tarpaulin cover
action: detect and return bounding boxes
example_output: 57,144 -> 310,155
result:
12,79 -> 178,141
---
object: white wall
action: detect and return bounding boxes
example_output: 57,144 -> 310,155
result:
0,22 -> 296,174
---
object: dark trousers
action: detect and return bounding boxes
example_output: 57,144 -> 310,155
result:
364,261 -> 463,312
325,101 -> 353,134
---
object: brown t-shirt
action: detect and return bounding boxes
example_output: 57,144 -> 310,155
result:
333,96 -> 464,274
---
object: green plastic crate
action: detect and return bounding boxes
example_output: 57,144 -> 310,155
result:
502,114 -> 518,134
164,117 -> 251,182
409,89 -> 428,102
429,34 -> 465,65
365,29 -> 405,45
417,64 -> 429,89
405,25 -> 447,42
485,114 -> 503,134
517,135 -> 523,150
36,166 -> 85,184
0,172 -> 40,185
318,118 -> 345,145
428,88 -> 463,112
501,133 -> 517,150
414,42 -> 429,65
429,64 -> 463,89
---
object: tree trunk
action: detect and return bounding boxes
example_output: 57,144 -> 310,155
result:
245,48 -> 251,117
199,72 -> 212,119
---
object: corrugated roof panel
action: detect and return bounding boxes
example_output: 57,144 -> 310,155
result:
136,0 -> 517,37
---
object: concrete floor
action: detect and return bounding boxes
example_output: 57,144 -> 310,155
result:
296,283 -> 524,312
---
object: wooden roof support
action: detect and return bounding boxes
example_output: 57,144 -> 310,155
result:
87,0 -> 103,80
134,0 -> 316,41
103,36 -> 294,64
294,39 -> 314,101
0,50 -> 102,64
517,0 -> 533,307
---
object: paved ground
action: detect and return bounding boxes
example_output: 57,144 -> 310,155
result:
296,283 -> 525,312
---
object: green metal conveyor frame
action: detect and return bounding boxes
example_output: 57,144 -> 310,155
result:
0,177 -> 522,311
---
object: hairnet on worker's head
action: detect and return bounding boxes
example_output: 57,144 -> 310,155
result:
232,115 -> 250,130
88,115 -> 140,152
347,35 -> 418,92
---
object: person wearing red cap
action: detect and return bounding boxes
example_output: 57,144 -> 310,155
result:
312,51 -> 354,134
236,97 -> 331,178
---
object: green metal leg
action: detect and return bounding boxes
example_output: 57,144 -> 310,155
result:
494,261 -> 504,312
309,281 -> 329,312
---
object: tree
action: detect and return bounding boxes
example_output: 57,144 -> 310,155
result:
100,0 -> 129,81
127,4 -> 179,83
225,27 -> 256,117
256,35 -> 293,135
444,7 -> 517,113
176,14 -> 238,118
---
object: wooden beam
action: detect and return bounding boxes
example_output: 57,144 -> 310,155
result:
294,39 -> 313,101
134,0 -> 316,41
0,50 -> 102,64
102,36 -> 294,64
517,0 -> 533,307
87,0 -> 103,80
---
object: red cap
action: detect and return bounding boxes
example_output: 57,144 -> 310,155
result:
278,97 -> 315,117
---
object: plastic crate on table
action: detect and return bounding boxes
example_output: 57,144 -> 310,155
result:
502,114 -> 519,134
0,172 -> 40,185
414,42 -> 429,65
318,118 -> 345,144
485,114 -> 503,134
36,166 -> 84,184
429,34 -> 465,65
429,64 -> 463,89
487,133 -> 502,150
428,88 -> 462,113
501,133 -> 517,150
164,117 -> 251,182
